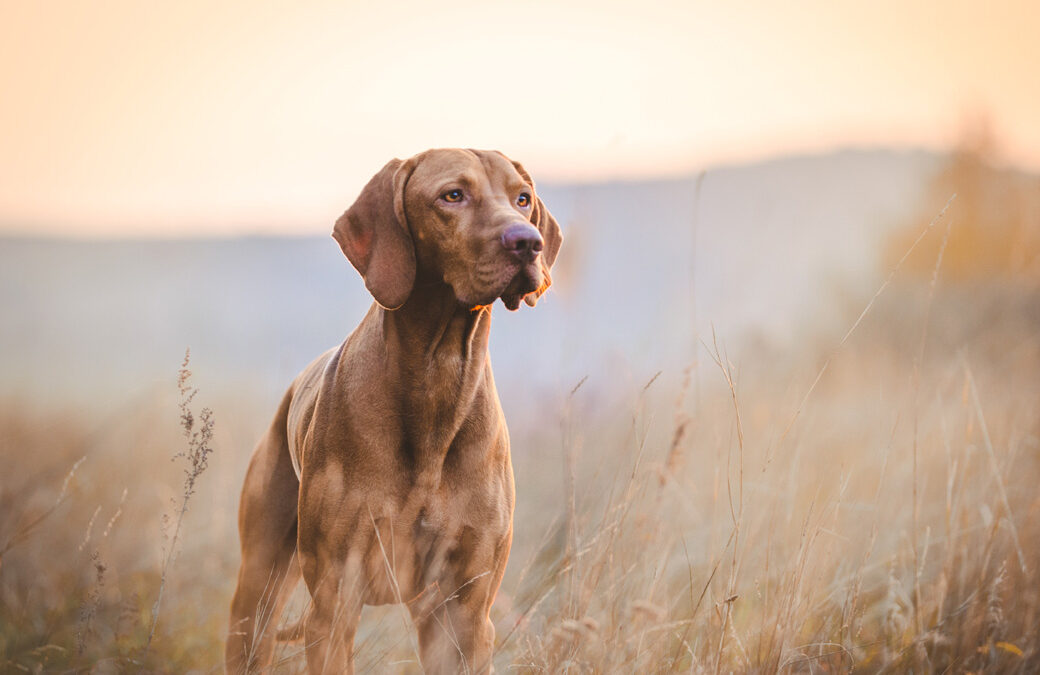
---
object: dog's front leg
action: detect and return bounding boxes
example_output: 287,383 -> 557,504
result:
411,533 -> 511,675
412,597 -> 496,674
298,474 -> 369,675
300,549 -> 364,675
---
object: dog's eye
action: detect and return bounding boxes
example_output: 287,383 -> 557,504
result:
442,189 -> 464,203
517,192 -> 531,208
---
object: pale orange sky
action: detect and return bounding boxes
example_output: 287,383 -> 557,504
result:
1,0 -> 1038,236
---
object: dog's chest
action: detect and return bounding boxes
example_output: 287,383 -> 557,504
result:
360,478 -> 510,606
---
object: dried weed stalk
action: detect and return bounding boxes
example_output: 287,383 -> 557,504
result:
142,348 -> 215,656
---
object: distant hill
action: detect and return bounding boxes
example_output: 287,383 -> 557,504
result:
0,149 -> 944,415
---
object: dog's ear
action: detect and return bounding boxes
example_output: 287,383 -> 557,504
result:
333,158 -> 417,310
509,158 -> 563,307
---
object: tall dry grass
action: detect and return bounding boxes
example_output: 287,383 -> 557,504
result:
0,351 -> 226,671
1,196 -> 1038,672
491,289 -> 1038,673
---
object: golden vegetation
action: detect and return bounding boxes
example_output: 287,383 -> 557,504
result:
886,121 -> 1040,282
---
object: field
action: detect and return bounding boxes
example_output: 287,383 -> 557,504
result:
1,152 -> 1038,673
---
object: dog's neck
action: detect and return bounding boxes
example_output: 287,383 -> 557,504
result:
373,280 -> 496,479
380,280 -> 492,369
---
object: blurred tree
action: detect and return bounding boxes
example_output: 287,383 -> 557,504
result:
886,116 -> 1040,282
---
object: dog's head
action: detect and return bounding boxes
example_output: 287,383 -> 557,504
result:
333,148 -> 562,311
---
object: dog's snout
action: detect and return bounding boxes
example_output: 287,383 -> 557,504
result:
501,223 -> 543,261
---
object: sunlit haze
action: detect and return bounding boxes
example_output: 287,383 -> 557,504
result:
2,0 -> 1038,236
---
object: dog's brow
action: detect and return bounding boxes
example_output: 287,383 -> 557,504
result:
434,174 -> 477,193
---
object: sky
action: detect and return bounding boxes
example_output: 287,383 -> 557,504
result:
1,0 -> 1038,237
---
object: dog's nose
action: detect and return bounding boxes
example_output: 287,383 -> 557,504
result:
501,223 -> 543,261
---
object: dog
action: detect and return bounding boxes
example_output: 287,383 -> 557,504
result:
225,149 -> 562,673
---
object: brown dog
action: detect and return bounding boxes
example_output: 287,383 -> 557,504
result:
225,149 -> 561,673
